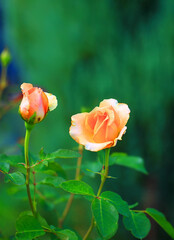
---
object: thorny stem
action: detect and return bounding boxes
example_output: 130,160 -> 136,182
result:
58,144 -> 83,228
24,124 -> 36,216
83,148 -> 110,240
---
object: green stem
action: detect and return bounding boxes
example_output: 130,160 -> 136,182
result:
132,210 -> 146,213
97,148 -> 110,197
75,145 -> 83,181
33,170 -> 37,213
83,217 -> 95,240
24,123 -> 36,216
58,144 -> 83,228
0,66 -> 7,98
58,194 -> 74,228
83,148 -> 110,240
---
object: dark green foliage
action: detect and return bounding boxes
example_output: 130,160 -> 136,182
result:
5,172 -> 25,185
60,180 -> 95,196
0,154 -> 24,166
39,149 -> 81,160
0,0 -> 174,239
146,208 -> 174,239
0,162 -> 10,173
39,176 -> 65,188
109,153 -> 148,174
101,191 -> 130,217
123,211 -> 151,239
92,198 -> 119,239
53,229 -> 79,240
16,214 -> 45,240
15,213 -> 79,240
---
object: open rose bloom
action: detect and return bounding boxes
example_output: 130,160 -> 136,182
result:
70,99 -> 130,151
19,83 -> 57,124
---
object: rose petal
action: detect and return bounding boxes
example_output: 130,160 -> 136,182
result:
115,104 -> 130,131
70,113 -> 90,145
116,126 -> 127,140
19,95 -> 30,120
27,88 -> 48,121
41,91 -> 49,114
85,141 -> 114,152
70,112 -> 115,151
105,122 -> 118,141
45,92 -> 58,111
20,83 -> 33,93
69,99 -> 130,152
93,113 -> 108,137
99,99 -> 118,109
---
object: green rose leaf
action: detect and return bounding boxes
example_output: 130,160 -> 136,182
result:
6,172 -> 25,185
123,211 -> 151,239
101,191 -> 130,217
46,162 -> 67,179
48,225 -> 79,240
16,215 -> 45,240
60,180 -> 95,196
0,162 -> 10,173
81,161 -> 103,177
39,176 -> 65,188
37,215 -> 50,229
129,202 -> 139,209
146,208 -> 174,239
0,154 -> 24,166
92,198 -> 119,239
56,229 -> 79,240
40,149 -> 81,161
110,153 -> 148,174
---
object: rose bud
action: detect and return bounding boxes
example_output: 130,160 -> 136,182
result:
19,83 -> 57,124
0,48 -> 11,67
69,99 -> 130,152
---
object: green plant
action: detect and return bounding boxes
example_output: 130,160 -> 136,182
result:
0,83 -> 173,240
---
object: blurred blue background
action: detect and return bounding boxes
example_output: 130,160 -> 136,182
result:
0,1 -> 174,239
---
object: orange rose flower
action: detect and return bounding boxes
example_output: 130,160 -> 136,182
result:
19,83 -> 57,124
69,99 -> 130,151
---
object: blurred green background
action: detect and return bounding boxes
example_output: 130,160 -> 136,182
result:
0,0 -> 174,239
